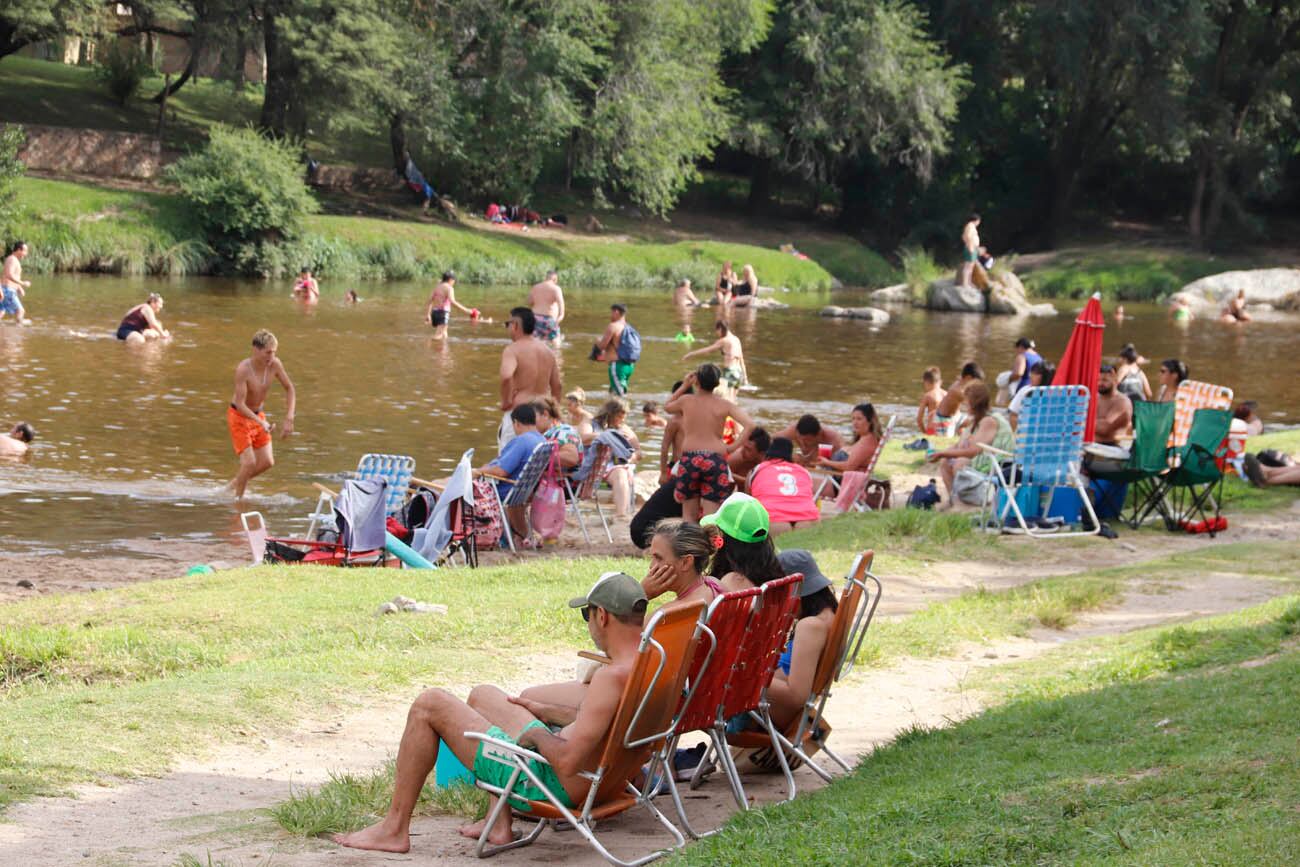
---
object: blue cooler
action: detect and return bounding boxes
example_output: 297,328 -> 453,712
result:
1089,478 -> 1128,520
1045,487 -> 1084,525
435,738 -> 475,787
997,484 -> 1041,521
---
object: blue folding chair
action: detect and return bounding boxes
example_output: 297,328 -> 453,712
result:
307,453 -> 415,539
487,440 -> 556,552
979,385 -> 1100,537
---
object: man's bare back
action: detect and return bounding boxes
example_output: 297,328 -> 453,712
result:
528,280 -> 564,321
501,337 -> 560,409
937,380 -> 967,417
668,384 -> 752,455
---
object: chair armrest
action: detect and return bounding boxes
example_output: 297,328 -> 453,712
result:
475,469 -> 511,481
975,443 -> 1013,458
464,730 -> 549,766
577,650 -> 611,665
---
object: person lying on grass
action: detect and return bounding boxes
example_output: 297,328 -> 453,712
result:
332,572 -> 649,853
513,520 -> 723,714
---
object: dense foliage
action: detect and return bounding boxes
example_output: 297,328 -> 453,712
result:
165,125 -> 318,271
0,123 -> 24,240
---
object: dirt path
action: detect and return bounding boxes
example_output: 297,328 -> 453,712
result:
2,527 -> 1295,866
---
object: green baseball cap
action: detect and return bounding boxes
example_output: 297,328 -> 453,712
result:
700,491 -> 770,543
568,571 -> 648,617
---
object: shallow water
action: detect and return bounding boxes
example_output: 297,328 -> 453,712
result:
0,274 -> 1293,558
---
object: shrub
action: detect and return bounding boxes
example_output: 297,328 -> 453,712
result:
94,43 -> 149,107
899,244 -> 943,302
166,126 -> 318,272
0,124 -> 23,240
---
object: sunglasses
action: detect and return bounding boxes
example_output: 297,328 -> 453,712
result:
579,605 -> 591,622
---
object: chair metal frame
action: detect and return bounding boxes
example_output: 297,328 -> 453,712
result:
1149,407 -> 1233,535
814,415 -> 896,507
567,443 -> 615,544
307,453 -> 417,538
485,440 -> 557,553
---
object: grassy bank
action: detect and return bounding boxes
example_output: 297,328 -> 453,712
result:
683,593 -> 1300,865
1020,248 -> 1257,301
9,176 -> 835,288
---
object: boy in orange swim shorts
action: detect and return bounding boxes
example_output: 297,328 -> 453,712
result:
226,329 -> 296,499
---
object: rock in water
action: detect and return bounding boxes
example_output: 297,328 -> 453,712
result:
820,306 -> 892,323
927,271 -> 1056,316
1171,268 -> 1300,314
869,283 -> 912,304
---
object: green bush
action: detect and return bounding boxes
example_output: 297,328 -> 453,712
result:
0,124 -> 23,240
899,244 -> 943,302
166,126 -> 318,273
94,43 -> 149,107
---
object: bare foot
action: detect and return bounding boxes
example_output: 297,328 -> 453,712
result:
332,821 -> 411,853
458,817 -> 515,845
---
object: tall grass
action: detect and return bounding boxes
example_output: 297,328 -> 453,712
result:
898,244 -> 944,302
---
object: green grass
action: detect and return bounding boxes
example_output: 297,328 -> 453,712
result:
1021,248 -> 1257,301
795,238 -> 901,288
680,595 -> 1300,865
8,176 -> 835,287
0,55 -> 385,166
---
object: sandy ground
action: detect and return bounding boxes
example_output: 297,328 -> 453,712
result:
1,501 -> 1297,866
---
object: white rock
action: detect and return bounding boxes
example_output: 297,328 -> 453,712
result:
820,305 -> 892,323
1172,268 -> 1300,313
869,283 -> 912,303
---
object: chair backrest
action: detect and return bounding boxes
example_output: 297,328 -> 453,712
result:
835,471 -> 870,512
863,415 -> 896,477
811,550 -> 879,694
501,440 -> 556,507
591,600 -> 706,804
1173,407 -> 1233,483
355,453 -> 416,516
674,588 -> 762,734
576,443 -> 613,501
240,511 -> 267,565
1129,400 -> 1176,474
1170,380 -> 1233,448
1014,385 -> 1090,485
719,574 -> 804,719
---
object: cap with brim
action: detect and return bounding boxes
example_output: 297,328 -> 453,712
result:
777,549 -> 832,597
568,571 -> 648,617
700,491 -> 770,543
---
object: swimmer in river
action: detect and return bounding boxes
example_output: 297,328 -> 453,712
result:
1220,288 -> 1252,324
225,329 -> 296,500
1,240 -> 32,326
425,271 -> 476,340
673,278 -> 702,307
642,401 -> 667,429
115,293 -> 171,344
682,319 -> 747,397
344,290 -> 361,304
527,269 -> 565,346
292,267 -> 320,303
0,422 -> 35,457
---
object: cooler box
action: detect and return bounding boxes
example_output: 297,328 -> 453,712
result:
1089,478 -> 1128,520
1045,487 -> 1083,525
435,738 -> 475,787
997,484 -> 1041,521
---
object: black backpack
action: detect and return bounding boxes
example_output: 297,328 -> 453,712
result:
907,480 -> 942,510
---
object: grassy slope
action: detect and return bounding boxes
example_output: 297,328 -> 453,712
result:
1019,247 -> 1263,301
681,594 -> 1300,865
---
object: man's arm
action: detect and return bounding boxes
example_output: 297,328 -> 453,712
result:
682,338 -> 723,361
499,348 -> 517,411
659,416 -> 680,481
508,695 -> 578,728
663,375 -> 696,414
231,368 -> 269,427
556,289 -> 565,323
727,402 -> 756,437
549,359 -> 562,401
275,360 -> 296,435
424,289 -> 437,322
517,665 -> 623,778
448,287 -> 474,315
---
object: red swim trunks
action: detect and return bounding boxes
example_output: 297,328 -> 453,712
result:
227,406 -> 271,455
672,450 -> 735,503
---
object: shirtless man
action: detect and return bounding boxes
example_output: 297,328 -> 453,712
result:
658,381 -> 687,484
425,271 -> 475,340
0,422 -> 35,457
727,427 -> 771,493
916,367 -> 946,435
1220,289 -> 1252,324
773,414 -> 845,467
1094,365 -> 1133,446
673,278 -> 702,307
1,241 -> 32,325
934,362 -> 984,435
664,363 -> 755,521
958,213 -> 981,289
592,303 -> 635,395
226,330 -> 296,499
528,269 -> 565,346
499,307 -> 562,452
682,320 -> 747,397
291,267 -> 319,303
333,572 -> 648,853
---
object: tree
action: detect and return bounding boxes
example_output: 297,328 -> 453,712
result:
0,124 -> 25,241
0,0 -> 101,60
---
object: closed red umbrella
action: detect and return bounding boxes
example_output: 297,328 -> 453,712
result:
1053,292 -> 1106,442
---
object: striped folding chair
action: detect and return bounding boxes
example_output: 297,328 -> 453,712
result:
979,385 -> 1100,537
567,443 -> 614,544
815,415 -> 896,505
485,440 -> 556,552
306,453 -> 417,538
1169,380 -> 1234,449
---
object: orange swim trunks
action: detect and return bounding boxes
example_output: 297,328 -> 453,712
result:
227,406 -> 271,455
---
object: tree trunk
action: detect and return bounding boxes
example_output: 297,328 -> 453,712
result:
1188,154 -> 1209,241
747,157 -> 773,211
258,5 -> 305,139
389,111 -> 408,173
151,50 -> 197,103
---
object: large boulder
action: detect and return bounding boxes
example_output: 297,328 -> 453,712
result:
869,283 -> 912,304
1171,268 -> 1300,314
820,305 -> 891,324
926,270 -> 1056,316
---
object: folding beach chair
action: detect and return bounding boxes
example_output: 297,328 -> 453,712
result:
686,574 -> 804,807
656,586 -> 762,839
815,415 -> 896,503
568,443 -> 615,545
1087,400 -> 1176,528
725,551 -> 881,796
978,385 -> 1100,537
465,600 -> 707,866
481,439 -> 556,552
239,511 -> 268,565
413,449 -> 477,567
307,453 -> 416,538
1150,407 -> 1233,535
1168,380 -> 1234,449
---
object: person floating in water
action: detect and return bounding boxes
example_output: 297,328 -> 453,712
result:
1,240 -> 32,326
1220,289 -> 1251,324
0,421 -> 35,457
425,271 -> 476,340
292,267 -> 320,303
642,401 -> 667,429
344,290 -> 361,304
673,278 -> 702,307
226,329 -> 296,500
116,293 -> 171,344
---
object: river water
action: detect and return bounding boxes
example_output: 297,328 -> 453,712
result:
0,274 -> 1293,559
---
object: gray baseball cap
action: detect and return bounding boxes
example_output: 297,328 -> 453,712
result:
569,571 -> 648,616
777,549 -> 832,597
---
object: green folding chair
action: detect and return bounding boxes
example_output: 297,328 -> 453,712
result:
1150,407 -> 1232,535
1088,400 -> 1175,529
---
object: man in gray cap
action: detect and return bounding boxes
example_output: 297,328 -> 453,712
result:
334,573 -> 648,854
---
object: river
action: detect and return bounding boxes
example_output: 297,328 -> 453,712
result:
0,274 -> 1292,559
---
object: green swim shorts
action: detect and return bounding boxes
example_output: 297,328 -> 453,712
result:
609,360 -> 635,395
473,721 -> 574,811
962,247 -> 978,263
